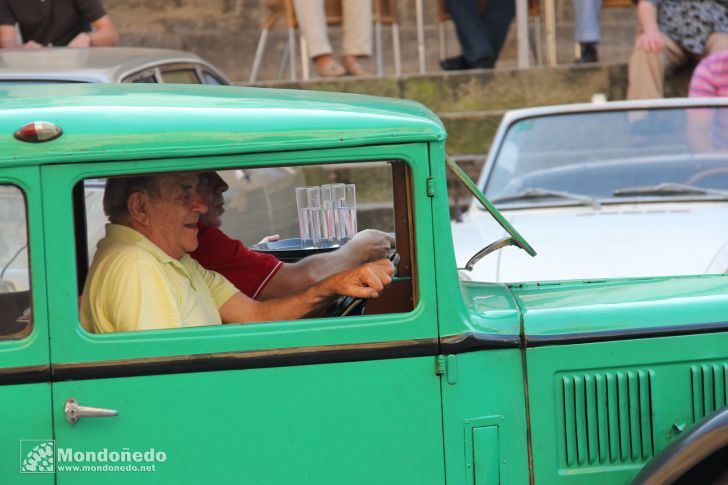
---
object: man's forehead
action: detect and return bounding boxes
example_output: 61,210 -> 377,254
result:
158,172 -> 198,187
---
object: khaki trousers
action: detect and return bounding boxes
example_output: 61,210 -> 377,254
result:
293,0 -> 372,58
628,32 -> 728,100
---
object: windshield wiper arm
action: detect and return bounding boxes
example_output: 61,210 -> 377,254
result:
490,187 -> 601,209
613,182 -> 728,198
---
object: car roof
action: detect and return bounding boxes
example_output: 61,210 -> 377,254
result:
0,83 -> 446,167
0,47 -> 224,83
500,97 -> 728,124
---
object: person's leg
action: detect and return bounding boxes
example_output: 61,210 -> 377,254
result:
341,0 -> 372,57
573,0 -> 601,63
444,0 -> 496,66
479,0 -> 516,62
574,0 -> 601,43
293,0 -> 344,76
627,33 -> 685,99
294,0 -> 331,58
341,0 -> 372,75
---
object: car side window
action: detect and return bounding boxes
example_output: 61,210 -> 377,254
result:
159,69 -> 201,84
75,160 -> 415,334
201,70 -> 225,85
122,68 -> 159,84
131,75 -> 158,84
0,185 -> 32,339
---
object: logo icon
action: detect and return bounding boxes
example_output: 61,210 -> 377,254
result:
20,440 -> 55,473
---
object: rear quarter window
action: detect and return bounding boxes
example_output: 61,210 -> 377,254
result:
0,185 -> 32,339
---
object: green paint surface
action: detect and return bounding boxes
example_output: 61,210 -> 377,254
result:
2,84 -> 727,485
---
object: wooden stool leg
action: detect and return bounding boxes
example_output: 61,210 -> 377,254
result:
544,0 -> 557,65
533,16 -> 543,65
375,20 -> 383,76
516,0 -> 531,68
415,0 -> 426,73
287,26 -> 297,80
301,34 -> 310,80
249,9 -> 283,83
438,21 -> 447,61
392,22 -> 401,76
284,0 -> 298,80
249,28 -> 270,83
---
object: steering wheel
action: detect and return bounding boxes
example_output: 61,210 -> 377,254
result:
685,167 -> 728,185
325,252 -> 400,318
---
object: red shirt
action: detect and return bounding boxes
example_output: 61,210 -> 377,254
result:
190,223 -> 283,300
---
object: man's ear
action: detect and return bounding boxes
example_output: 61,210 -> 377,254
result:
127,192 -> 151,226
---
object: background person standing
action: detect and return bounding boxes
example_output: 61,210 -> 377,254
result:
0,0 -> 118,49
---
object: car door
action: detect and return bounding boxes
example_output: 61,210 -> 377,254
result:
0,165 -> 53,484
42,144 -> 445,484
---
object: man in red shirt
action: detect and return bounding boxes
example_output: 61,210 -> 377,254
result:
190,172 -> 395,300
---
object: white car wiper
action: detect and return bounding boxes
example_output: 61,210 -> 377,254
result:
613,182 -> 728,199
490,188 -> 601,209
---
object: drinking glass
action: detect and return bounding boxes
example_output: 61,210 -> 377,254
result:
295,186 -> 314,247
306,186 -> 322,247
320,184 -> 335,247
331,183 -> 346,243
337,184 -> 357,243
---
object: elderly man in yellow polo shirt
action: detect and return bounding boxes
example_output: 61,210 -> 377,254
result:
79,171 -> 394,333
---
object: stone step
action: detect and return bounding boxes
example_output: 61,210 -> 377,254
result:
252,62 -> 628,111
439,110 -> 505,155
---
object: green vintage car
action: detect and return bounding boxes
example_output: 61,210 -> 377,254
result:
1,83 -> 727,484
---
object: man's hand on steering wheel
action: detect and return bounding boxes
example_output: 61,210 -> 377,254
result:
327,259 -> 394,300
325,254 -> 399,317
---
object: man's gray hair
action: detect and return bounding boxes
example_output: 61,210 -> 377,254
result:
103,175 -> 161,224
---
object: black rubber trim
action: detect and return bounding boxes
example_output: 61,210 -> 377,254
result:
52,338 -> 440,382
0,365 -> 50,385
440,332 -> 521,353
526,321 -> 728,347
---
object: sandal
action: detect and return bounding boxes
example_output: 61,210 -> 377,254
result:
342,57 -> 369,76
314,58 -> 345,78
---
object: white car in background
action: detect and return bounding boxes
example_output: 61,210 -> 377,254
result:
451,98 -> 728,282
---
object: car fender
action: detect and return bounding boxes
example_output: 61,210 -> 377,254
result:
631,406 -> 728,485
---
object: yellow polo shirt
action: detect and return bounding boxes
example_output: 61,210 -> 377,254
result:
80,224 -> 239,333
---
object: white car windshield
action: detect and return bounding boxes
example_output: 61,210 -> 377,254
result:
484,107 -> 728,207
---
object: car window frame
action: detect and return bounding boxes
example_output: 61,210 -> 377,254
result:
42,143 -> 438,366
0,166 -> 50,374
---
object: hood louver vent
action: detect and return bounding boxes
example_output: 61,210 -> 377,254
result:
690,363 -> 728,421
561,369 -> 655,468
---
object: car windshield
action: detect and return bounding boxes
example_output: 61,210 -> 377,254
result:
484,107 -> 728,207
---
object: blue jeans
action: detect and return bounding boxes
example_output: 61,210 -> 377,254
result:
573,0 -> 601,43
444,0 -> 516,64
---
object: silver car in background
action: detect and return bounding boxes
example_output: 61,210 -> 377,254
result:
0,47 -> 307,291
0,46 -> 230,84
452,98 -> 728,282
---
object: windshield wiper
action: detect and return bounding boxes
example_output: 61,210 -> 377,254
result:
613,182 -> 728,199
490,187 -> 601,209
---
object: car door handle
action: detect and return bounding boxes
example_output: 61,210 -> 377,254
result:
64,397 -> 118,424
